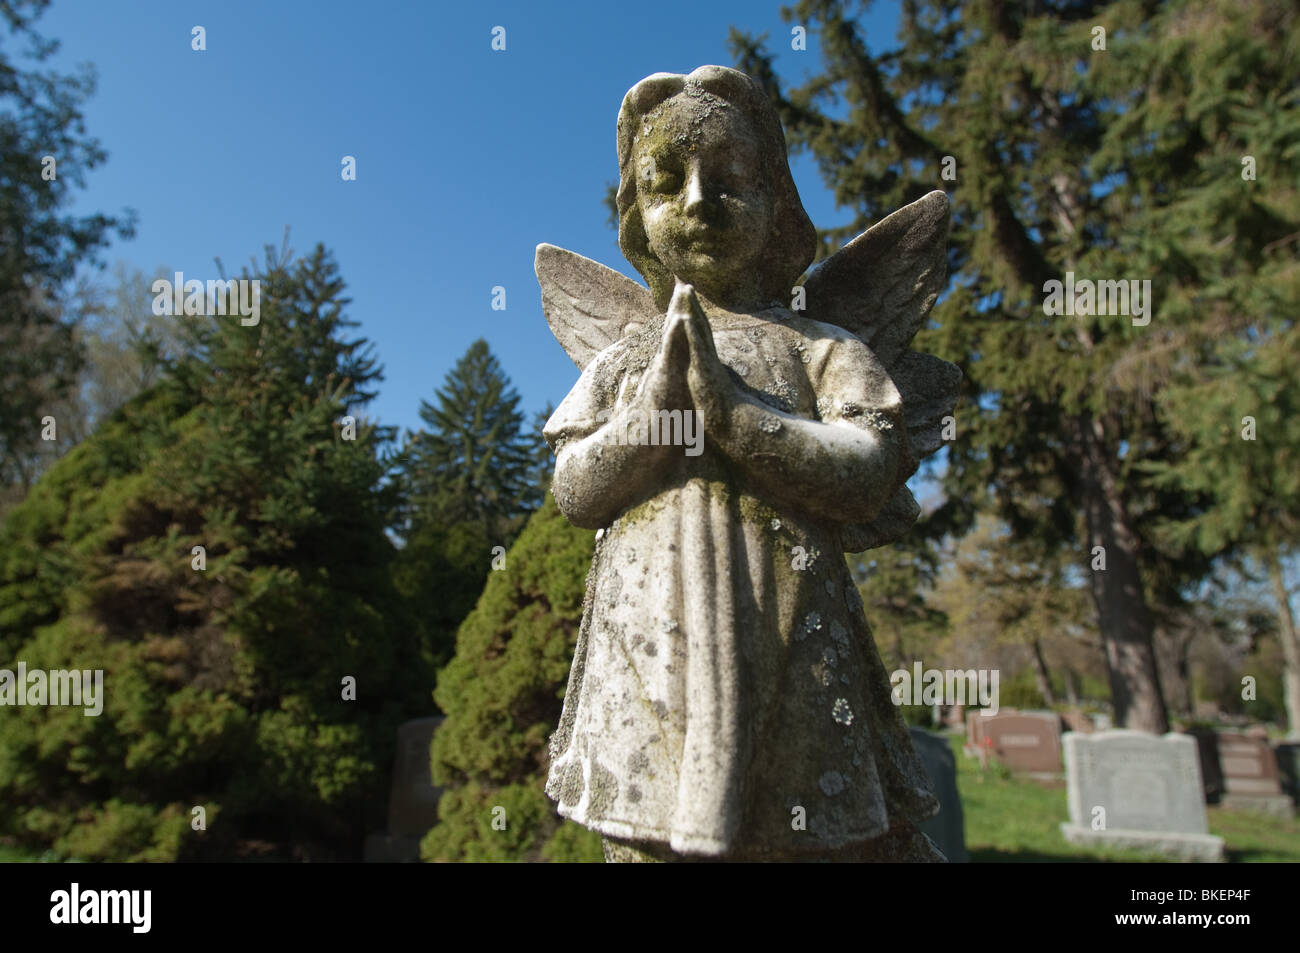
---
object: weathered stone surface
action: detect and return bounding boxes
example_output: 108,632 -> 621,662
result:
908,727 -> 969,862
537,65 -> 962,861
1060,730 -> 1224,862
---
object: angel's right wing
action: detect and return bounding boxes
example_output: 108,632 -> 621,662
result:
801,191 -> 949,369
802,190 -> 961,459
535,244 -> 656,370
800,191 -> 962,552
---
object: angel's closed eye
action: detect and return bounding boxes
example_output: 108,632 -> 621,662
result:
650,171 -> 683,194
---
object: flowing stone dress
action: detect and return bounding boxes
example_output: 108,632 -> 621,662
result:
543,307 -> 941,859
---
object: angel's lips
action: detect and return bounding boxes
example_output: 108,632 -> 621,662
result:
681,230 -> 725,249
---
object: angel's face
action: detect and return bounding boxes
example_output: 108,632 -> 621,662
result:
633,95 -> 772,307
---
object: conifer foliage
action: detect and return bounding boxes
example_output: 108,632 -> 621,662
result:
420,495 -> 603,862
0,243 -> 429,861
732,0 -> 1300,731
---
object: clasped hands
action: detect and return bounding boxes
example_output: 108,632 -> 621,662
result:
635,281 -> 739,442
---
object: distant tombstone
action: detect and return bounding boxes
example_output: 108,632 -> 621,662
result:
1060,709 -> 1094,735
389,716 -> 445,835
908,727 -> 969,863
1276,743 -> 1300,810
1091,712 -> 1113,731
364,716 -> 445,862
978,711 -> 1062,777
1186,728 -> 1225,800
1060,730 -> 1224,862
1189,730 -> 1293,818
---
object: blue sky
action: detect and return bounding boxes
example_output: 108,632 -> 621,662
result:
34,0 -> 902,442
32,0 -> 904,434
23,1 -> 1300,632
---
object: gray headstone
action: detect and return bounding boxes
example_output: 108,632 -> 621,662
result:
388,716 -> 445,836
1060,730 -> 1224,862
364,716 -> 445,862
908,727 -> 969,862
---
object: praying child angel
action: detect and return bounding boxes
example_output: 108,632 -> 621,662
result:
535,66 -> 961,862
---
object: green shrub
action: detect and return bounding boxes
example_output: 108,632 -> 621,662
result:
421,495 -> 603,862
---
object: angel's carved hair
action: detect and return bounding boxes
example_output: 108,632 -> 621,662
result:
615,65 -> 817,312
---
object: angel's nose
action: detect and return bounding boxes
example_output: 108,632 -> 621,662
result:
682,168 -> 713,219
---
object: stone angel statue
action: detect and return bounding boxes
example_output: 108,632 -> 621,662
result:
534,66 -> 961,862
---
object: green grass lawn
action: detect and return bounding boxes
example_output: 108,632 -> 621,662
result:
3,735 -> 1296,863
947,733 -> 1300,862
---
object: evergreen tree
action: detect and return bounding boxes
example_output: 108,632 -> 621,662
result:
1147,323 -> 1300,735
420,495 -> 603,862
850,538 -> 948,677
390,344 -> 549,670
526,403 -> 557,501
732,0 -> 1298,731
0,0 -> 133,493
0,241 -> 427,861
398,340 -> 540,545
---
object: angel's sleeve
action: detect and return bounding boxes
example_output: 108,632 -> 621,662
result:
717,328 -> 917,529
543,341 -> 676,530
543,347 -> 619,455
810,331 -> 922,535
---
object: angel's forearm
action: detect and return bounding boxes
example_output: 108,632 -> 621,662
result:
716,396 -> 913,526
550,413 -> 680,529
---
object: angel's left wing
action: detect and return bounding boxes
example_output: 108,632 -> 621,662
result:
801,191 -> 962,551
535,244 -> 656,370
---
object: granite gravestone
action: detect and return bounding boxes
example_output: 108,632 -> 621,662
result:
1191,730 -> 1292,818
908,727 -> 969,862
1060,730 -> 1224,862
974,710 -> 1062,777
363,716 -> 445,862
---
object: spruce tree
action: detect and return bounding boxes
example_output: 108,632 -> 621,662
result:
1147,324 -> 1300,735
391,343 -> 549,669
398,340 -> 540,546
